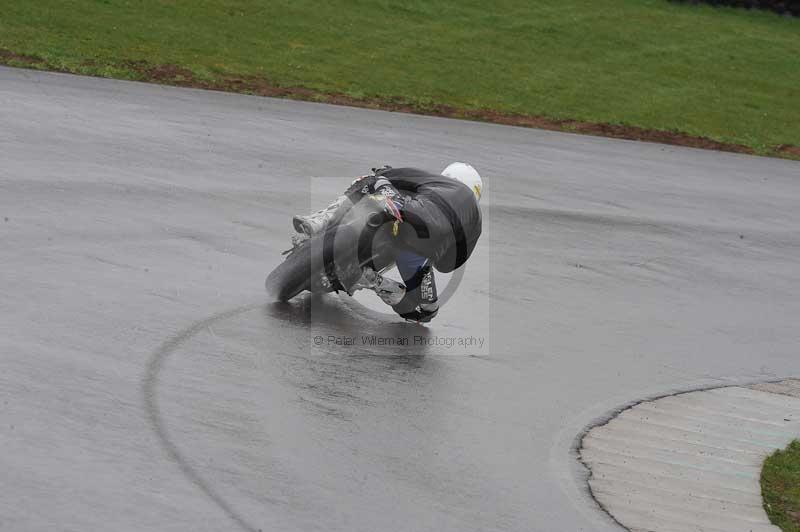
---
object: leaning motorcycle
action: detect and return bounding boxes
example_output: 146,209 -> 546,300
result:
265,195 -> 399,302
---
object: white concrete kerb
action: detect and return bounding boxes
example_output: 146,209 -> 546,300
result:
580,379 -> 800,532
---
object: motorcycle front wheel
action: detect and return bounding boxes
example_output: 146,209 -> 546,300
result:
265,239 -> 315,302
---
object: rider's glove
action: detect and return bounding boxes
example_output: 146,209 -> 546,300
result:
369,177 -> 404,222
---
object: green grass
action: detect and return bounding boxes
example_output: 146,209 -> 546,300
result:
1,0 -> 799,154
763,440 -> 800,532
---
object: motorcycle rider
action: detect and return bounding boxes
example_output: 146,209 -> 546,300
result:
292,163 -> 483,323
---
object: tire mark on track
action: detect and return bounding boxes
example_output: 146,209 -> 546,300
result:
142,302 -> 263,532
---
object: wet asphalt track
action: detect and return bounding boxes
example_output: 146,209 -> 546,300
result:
1,66 -> 799,532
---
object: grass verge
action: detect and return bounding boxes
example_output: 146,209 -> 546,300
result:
763,440 -> 800,532
1,0 -> 798,158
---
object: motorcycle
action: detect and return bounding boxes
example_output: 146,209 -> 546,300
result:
265,194 -> 400,302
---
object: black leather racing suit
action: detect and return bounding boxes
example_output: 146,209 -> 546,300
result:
347,167 -> 482,322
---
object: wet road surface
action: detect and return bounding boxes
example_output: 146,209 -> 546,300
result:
1,67 -> 799,531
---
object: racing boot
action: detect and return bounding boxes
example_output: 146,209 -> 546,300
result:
292,195 -> 348,236
350,268 -> 406,306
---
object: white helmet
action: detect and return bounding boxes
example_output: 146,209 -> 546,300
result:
442,162 -> 482,202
